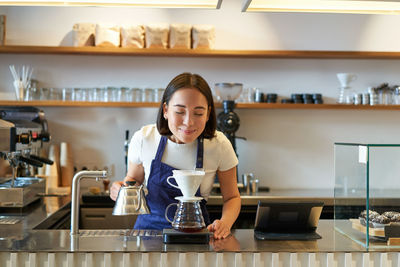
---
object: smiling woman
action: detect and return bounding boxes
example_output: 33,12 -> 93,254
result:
110,72 -> 241,239
162,88 -> 209,144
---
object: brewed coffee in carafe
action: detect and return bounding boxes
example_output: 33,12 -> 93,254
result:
165,170 -> 206,232
165,198 -> 205,232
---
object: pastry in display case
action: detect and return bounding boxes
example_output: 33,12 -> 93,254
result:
334,143 -> 400,248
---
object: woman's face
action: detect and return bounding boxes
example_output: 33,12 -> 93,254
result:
163,88 -> 210,144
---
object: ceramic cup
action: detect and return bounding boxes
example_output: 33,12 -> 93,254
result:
337,73 -> 357,88
167,170 -> 205,198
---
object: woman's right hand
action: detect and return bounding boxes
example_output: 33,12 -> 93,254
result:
110,181 -> 125,201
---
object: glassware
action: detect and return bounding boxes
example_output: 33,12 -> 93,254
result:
61,88 -> 73,101
132,88 -> 142,102
119,87 -> 129,102
107,86 -> 118,102
28,80 -> 40,100
165,198 -> 206,232
378,88 -> 393,105
143,88 -> 155,102
336,73 -> 357,104
155,88 -> 165,102
243,87 -> 256,103
91,88 -> 102,102
368,87 -> 379,106
124,88 -> 133,102
337,86 -> 355,104
40,88 -> 50,100
49,88 -> 61,100
394,86 -> 400,105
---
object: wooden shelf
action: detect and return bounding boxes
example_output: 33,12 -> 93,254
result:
2,100 -> 400,109
2,45 -> 400,59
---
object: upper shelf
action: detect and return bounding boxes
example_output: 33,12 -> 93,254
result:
2,45 -> 400,59
2,100 -> 400,110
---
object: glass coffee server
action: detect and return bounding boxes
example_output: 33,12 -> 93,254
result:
334,143 -> 400,248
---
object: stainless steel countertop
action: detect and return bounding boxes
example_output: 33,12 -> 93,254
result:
0,192 -> 399,253
208,189 -> 334,205
0,221 -> 374,252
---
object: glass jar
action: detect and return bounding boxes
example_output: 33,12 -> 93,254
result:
26,79 -> 40,101
61,88 -> 73,101
107,87 -> 119,102
337,86 -> 355,104
379,88 -> 394,105
132,88 -> 142,102
394,86 -> 400,105
155,88 -> 165,102
143,88 -> 155,102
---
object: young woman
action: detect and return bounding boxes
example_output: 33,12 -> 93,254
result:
110,73 -> 240,239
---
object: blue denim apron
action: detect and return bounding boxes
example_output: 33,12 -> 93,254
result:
134,136 -> 211,230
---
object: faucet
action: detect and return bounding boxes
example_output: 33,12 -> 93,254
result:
70,170 -> 107,236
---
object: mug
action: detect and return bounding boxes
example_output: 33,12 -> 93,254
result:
166,170 -> 205,198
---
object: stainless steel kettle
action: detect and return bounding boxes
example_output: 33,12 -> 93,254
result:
112,181 -> 150,215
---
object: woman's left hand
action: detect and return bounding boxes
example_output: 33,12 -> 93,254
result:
207,219 -> 231,239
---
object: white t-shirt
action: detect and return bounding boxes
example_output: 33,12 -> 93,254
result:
128,124 -> 238,200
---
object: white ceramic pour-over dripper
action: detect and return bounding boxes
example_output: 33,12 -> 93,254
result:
337,73 -> 357,88
167,170 -> 205,199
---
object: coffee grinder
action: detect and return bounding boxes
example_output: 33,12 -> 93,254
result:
214,83 -> 244,155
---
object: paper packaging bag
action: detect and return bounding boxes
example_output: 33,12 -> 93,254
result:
169,24 -> 191,49
95,24 -> 121,47
60,142 -> 74,187
121,25 -> 145,48
72,23 -> 95,47
0,15 -> 5,46
145,23 -> 169,49
192,25 -> 215,49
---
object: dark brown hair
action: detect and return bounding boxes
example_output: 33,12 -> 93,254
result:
157,72 -> 216,139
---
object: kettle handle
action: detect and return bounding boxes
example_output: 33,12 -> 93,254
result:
165,203 -> 178,223
166,176 -> 180,190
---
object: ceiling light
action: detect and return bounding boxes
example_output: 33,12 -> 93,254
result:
0,0 -> 222,8
242,0 -> 400,14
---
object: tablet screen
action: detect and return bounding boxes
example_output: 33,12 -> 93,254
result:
254,201 -> 324,233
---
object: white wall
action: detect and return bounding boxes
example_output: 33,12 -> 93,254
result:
2,0 -> 400,189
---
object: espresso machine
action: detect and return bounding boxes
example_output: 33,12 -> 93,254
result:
0,106 -> 52,207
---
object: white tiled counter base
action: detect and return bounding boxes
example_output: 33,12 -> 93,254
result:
1,252 -> 400,267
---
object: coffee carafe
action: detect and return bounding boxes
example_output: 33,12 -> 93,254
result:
165,197 -> 205,232
165,170 -> 206,232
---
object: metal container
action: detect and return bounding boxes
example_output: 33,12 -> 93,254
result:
250,179 -> 259,193
0,177 -> 45,207
112,182 -> 150,216
242,173 -> 254,194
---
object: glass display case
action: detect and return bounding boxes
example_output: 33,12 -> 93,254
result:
334,143 -> 400,248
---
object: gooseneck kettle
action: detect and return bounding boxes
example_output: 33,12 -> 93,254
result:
112,181 -> 150,215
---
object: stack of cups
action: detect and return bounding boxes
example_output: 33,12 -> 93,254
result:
60,142 -> 74,188
46,144 -> 60,193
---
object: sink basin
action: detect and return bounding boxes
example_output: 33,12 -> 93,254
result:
33,204 -> 136,230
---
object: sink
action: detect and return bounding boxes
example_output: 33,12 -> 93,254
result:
33,205 -> 137,230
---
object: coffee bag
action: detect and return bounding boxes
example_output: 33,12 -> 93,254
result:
72,23 -> 95,47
